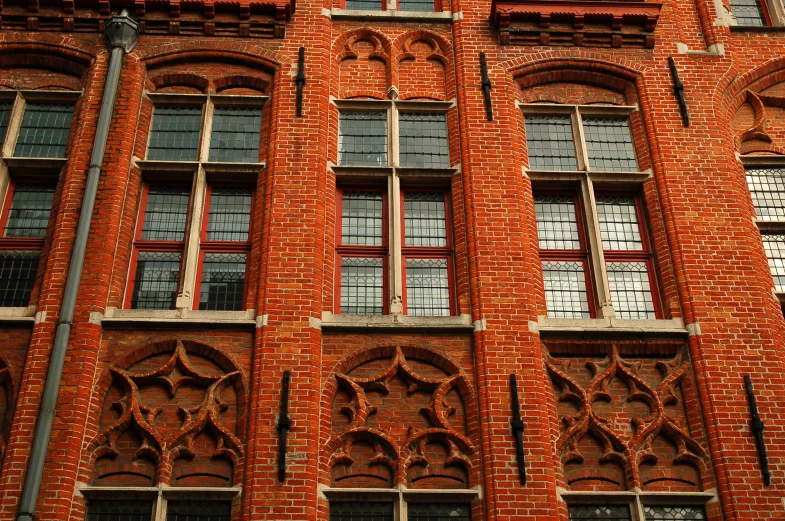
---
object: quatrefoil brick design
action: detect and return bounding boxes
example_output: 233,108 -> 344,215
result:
545,343 -> 707,492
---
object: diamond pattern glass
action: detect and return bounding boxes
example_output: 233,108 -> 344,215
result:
344,0 -> 381,8
207,187 -> 252,241
330,503 -> 394,521
86,500 -> 154,521
408,503 -> 471,521
762,234 -> 785,291
406,258 -> 450,316
583,117 -> 638,172
166,501 -> 231,521
200,252 -> 246,311
398,0 -> 434,11
730,0 -> 767,26
341,257 -> 384,314
399,113 -> 449,168
746,168 -> 785,220
147,106 -> 202,161
342,191 -> 384,246
596,195 -> 643,250
339,112 -> 387,166
535,194 -> 581,249
14,103 -> 74,158
525,115 -> 578,171
607,261 -> 656,319
0,102 -> 12,143
405,192 -> 447,247
542,260 -> 590,318
4,183 -> 56,238
209,107 -> 262,163
0,251 -> 39,307
131,251 -> 181,310
142,186 -> 190,241
568,505 -> 632,521
644,506 -> 707,520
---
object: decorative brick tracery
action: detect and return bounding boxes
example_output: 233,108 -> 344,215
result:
735,87 -> 785,155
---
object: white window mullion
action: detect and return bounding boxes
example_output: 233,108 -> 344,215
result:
3,93 -> 25,158
152,489 -> 167,521
176,165 -> 207,310
389,171 -> 404,315
199,97 -> 215,163
582,176 -> 614,318
574,107 -> 590,172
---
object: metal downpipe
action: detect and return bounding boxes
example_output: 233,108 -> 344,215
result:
16,11 -> 138,521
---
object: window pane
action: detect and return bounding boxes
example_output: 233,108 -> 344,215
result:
607,261 -> 656,319
568,505 -> 632,520
595,195 -> 643,251
207,187 -> 252,241
330,502 -> 394,521
399,113 -> 449,168
524,115 -> 577,171
730,0 -> 767,26
405,192 -> 447,247
200,252 -> 246,311
131,251 -> 181,310
341,257 -> 384,315
209,107 -> 262,163
535,194 -> 581,249
14,103 -> 74,158
542,260 -> 590,319
142,186 -> 190,241
344,0 -> 381,8
342,191 -> 384,246
167,501 -> 231,521
4,183 -> 56,237
762,234 -> 785,291
339,112 -> 387,166
408,504 -> 471,521
583,117 -> 638,172
398,0 -> 434,10
0,102 -> 12,143
87,500 -> 153,521
644,506 -> 706,520
0,251 -> 39,307
746,168 -> 785,220
147,106 -> 202,161
406,258 -> 450,316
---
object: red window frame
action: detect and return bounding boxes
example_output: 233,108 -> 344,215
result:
0,179 -> 54,251
193,184 -> 254,311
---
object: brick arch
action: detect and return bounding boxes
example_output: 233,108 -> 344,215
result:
724,60 -> 785,116
333,28 -> 392,99
722,65 -> 785,154
392,30 -> 451,100
149,72 -> 210,93
0,44 -> 93,91
214,74 -> 270,94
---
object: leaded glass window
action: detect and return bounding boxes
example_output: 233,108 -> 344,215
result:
146,106 -> 202,161
0,251 -> 39,307
199,253 -> 246,311
141,186 -> 190,241
4,183 -> 56,238
0,102 -> 12,143
399,113 -> 449,168
209,107 -> 262,163
408,503 -> 471,521
583,117 -> 638,172
525,115 -> 578,171
341,257 -> 384,315
644,506 -> 706,520
166,501 -> 231,521
342,191 -> 384,246
606,261 -> 656,319
542,260 -> 591,319
344,0 -> 381,8
398,0 -> 434,11
339,112 -> 388,166
330,503 -> 394,521
15,103 -> 74,158
568,505 -> 632,521
131,251 -> 181,310
762,234 -> 785,291
746,168 -> 785,220
86,500 -> 154,521
535,194 -> 581,250
596,196 -> 644,250
206,187 -> 253,242
406,258 -> 450,316
730,0 -> 767,26
405,192 -> 447,247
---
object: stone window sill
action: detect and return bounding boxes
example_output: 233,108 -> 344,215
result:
321,312 -> 473,332
99,307 -> 257,330
79,485 -> 242,501
535,316 -> 689,338
327,8 -> 455,22
0,305 -> 36,324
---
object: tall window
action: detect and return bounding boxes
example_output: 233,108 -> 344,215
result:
335,100 -> 455,317
744,165 -> 785,297
729,0 -> 769,26
0,91 -> 77,308
524,106 -> 661,320
86,499 -> 232,521
127,93 -> 264,311
567,502 -> 707,520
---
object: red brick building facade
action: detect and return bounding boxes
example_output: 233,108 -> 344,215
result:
0,0 -> 783,519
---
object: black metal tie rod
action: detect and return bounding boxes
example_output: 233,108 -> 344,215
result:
744,375 -> 771,485
277,370 -> 292,482
480,52 -> 493,122
295,47 -> 306,117
668,56 -> 689,127
510,374 -> 526,485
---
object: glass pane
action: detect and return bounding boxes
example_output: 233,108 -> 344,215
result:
535,194 -> 581,250
341,257 -> 384,315
4,183 -> 56,238
568,505 -> 632,520
207,187 -> 252,241
762,234 -> 785,291
595,195 -> 643,251
167,501 -> 231,521
209,107 -> 262,163
405,192 -> 447,247
398,0 -> 434,10
408,503 -> 471,521
406,258 -> 450,316
399,113 -> 449,168
330,503 -> 394,521
730,0 -> 767,26
14,103 -> 74,158
142,186 -> 190,241
0,102 -> 12,143
147,106 -> 202,161
644,506 -> 707,520
746,168 -> 785,220
131,251 -> 181,310
87,500 -> 154,521
342,191 -> 384,246
344,0 -> 381,8
607,261 -> 656,319
0,251 -> 39,307
339,112 -> 387,166
200,252 -> 246,311
583,117 -> 638,172
542,260 -> 590,319
524,115 -> 577,171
